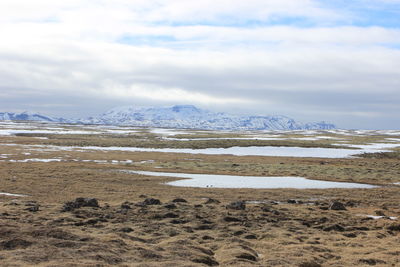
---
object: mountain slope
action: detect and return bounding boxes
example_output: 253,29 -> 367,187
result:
81,105 -> 336,130
0,111 -> 58,122
0,105 -> 336,130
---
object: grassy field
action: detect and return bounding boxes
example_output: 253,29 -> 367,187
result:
0,122 -> 399,266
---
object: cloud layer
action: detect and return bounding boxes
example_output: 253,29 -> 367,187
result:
0,0 -> 399,129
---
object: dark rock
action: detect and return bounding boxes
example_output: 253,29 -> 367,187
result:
62,198 -> 99,212
76,198 -> 99,207
119,227 -> 134,233
235,252 -> 257,261
120,202 -> 132,209
375,210 -> 386,216
358,259 -> 386,265
170,219 -> 188,224
192,246 -> 214,256
25,204 -> 40,212
272,210 -> 280,215
163,212 -> 179,218
142,198 -> 161,205
343,232 -> 357,238
353,226 -> 369,231
387,224 -> 400,231
194,204 -> 203,208
224,216 -> 242,222
195,224 -> 214,230
345,201 -> 357,207
74,219 -> 99,226
318,217 -> 329,223
204,198 -> 220,204
202,235 -> 215,240
329,201 -> 346,211
164,203 -> 177,209
117,208 -> 128,215
172,198 -> 187,203
287,199 -> 297,204
261,206 -> 271,212
299,261 -> 322,267
323,224 -> 345,232
0,239 -> 32,250
233,230 -> 245,236
244,234 -> 257,239
24,201 -> 38,206
226,201 -> 246,210
192,256 -> 219,266
361,217 -> 374,221
61,202 -> 76,212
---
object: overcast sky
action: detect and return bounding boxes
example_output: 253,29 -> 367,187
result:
0,0 -> 399,129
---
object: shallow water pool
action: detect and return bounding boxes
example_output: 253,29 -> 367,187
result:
127,170 -> 377,189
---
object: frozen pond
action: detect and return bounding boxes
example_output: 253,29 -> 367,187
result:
127,170 -> 377,189
68,143 -> 398,158
3,142 -> 398,158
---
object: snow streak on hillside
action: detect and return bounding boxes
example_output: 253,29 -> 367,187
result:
0,105 -> 335,131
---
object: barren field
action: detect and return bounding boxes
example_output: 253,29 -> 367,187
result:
1,122 -> 399,266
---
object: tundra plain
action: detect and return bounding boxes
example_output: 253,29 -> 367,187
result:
0,121 -> 399,267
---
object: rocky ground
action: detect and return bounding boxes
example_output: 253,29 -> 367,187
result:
1,178 -> 399,266
0,124 -> 399,266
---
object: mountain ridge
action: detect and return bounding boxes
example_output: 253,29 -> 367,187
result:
0,105 -> 336,130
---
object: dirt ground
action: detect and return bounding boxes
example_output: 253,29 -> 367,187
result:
0,124 -> 399,266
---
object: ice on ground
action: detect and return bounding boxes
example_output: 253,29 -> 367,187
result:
150,128 -> 192,136
104,129 -> 138,134
9,158 -> 64,163
0,192 -> 26,197
0,129 -> 101,136
357,214 -> 397,220
163,137 -> 281,141
385,138 -> 400,142
5,142 -> 399,158
126,170 -> 377,189
345,143 -> 400,151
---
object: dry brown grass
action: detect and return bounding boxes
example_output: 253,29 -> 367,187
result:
0,126 -> 399,266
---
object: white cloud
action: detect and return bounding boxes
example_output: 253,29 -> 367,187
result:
0,0 -> 399,128
100,82 -> 250,105
0,0 -> 340,24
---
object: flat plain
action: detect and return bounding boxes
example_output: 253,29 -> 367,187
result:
0,121 -> 399,266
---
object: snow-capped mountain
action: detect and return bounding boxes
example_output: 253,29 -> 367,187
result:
0,105 -> 336,130
80,105 -> 336,130
0,111 -> 58,122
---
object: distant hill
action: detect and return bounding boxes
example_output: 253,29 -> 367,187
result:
0,105 -> 336,130
0,111 -> 57,122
